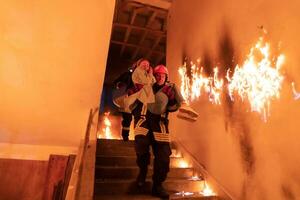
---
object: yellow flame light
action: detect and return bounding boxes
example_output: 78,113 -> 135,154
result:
178,62 -> 223,105
175,191 -> 194,196
98,112 -> 114,139
178,159 -> 189,168
179,36 -> 285,121
171,150 -> 182,158
189,175 -> 202,181
200,181 -> 216,197
292,82 -> 300,100
227,37 -> 284,121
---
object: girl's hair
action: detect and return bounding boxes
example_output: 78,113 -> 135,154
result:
131,58 -> 149,70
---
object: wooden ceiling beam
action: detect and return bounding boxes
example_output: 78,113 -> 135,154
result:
124,0 -> 170,12
131,10 -> 158,60
156,53 -> 165,65
131,32 -> 147,60
146,10 -> 157,28
114,23 -> 166,35
111,40 -> 164,55
120,8 -> 139,56
145,35 -> 162,59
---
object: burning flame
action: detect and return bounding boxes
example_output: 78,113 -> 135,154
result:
292,82 -> 300,100
179,36 -> 285,121
200,181 -> 216,196
175,191 -> 194,196
178,61 -> 223,105
227,37 -> 284,121
171,150 -> 182,158
178,159 -> 189,168
98,112 -> 114,139
189,175 -> 202,181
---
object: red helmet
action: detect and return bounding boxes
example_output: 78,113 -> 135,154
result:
153,65 -> 168,75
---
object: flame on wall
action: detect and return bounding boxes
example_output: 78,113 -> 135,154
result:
227,37 -> 284,121
292,82 -> 300,100
179,36 -> 287,121
179,61 -> 223,105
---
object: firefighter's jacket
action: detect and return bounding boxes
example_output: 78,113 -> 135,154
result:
132,82 -> 184,143
147,82 -> 184,114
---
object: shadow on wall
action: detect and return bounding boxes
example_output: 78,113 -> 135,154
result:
217,26 -> 256,199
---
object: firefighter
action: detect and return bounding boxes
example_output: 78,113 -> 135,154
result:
113,68 -> 133,141
130,64 -> 184,198
113,58 -> 151,141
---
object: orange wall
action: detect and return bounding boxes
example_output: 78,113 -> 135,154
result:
0,0 -> 115,158
168,0 -> 300,199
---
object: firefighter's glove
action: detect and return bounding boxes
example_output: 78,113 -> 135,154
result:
162,85 -> 175,100
122,130 -> 129,141
127,83 -> 144,96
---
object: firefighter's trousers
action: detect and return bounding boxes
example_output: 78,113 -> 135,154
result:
134,115 -> 171,185
121,112 -> 132,138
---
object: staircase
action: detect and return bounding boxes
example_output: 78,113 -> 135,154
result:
94,139 -> 223,200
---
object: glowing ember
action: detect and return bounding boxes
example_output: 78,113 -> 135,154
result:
189,175 -> 202,181
227,37 -> 284,121
98,112 -> 114,139
178,159 -> 189,168
171,150 -> 182,158
174,191 -> 194,196
200,181 -> 216,197
178,62 -> 223,105
292,82 -> 300,100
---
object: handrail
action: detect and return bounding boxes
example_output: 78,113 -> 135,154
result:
172,136 -> 236,200
65,107 -> 99,200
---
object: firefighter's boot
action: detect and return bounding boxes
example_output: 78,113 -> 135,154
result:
122,129 -> 129,141
136,167 -> 147,188
152,182 -> 169,199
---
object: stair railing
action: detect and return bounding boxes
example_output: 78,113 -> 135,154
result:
65,107 -> 99,200
172,135 -> 236,200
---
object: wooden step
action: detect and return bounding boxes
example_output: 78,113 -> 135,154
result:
96,155 -> 185,168
95,166 -> 194,179
97,146 -> 178,157
97,139 -> 176,148
94,195 -> 221,200
94,178 -> 205,195
97,139 -> 178,157
97,139 -> 135,147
